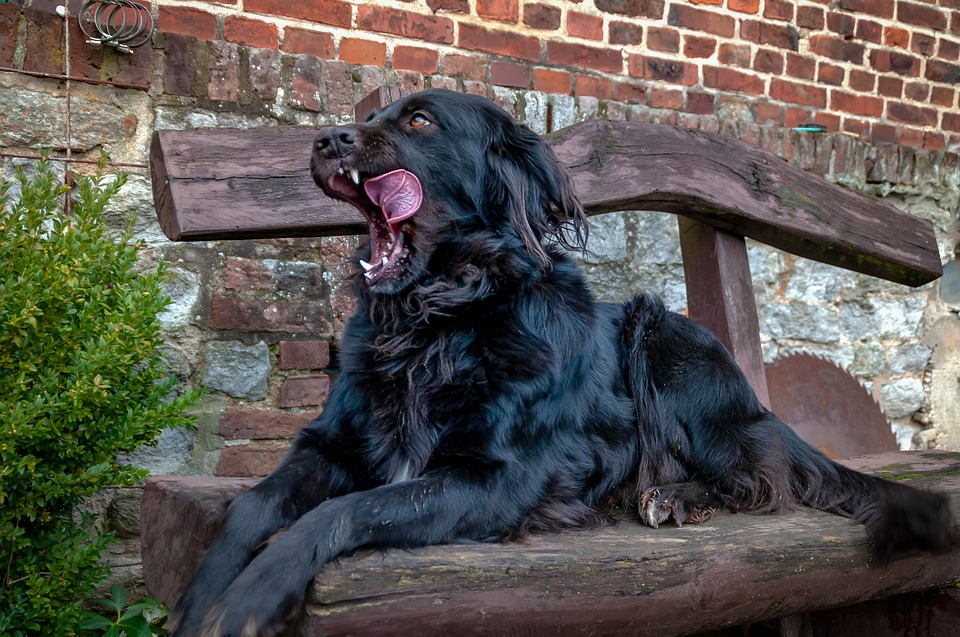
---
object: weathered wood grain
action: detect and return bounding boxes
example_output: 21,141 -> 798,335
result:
678,219 -> 770,408
140,452 -> 960,637
150,121 -> 941,286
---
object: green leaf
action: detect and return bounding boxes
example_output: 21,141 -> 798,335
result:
79,613 -> 114,631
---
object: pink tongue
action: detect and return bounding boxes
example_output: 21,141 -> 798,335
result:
363,169 -> 423,225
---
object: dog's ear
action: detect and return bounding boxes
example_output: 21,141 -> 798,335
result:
485,118 -> 588,263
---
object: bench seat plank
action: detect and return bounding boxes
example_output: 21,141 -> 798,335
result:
140,451 -> 960,636
150,122 -> 941,286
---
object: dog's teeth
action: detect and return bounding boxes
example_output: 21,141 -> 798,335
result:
337,166 -> 344,175
381,256 -> 389,266
386,242 -> 394,250
364,271 -> 374,280
359,259 -> 374,272
350,168 -> 360,185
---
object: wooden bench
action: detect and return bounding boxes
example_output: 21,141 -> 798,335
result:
143,87 -> 957,635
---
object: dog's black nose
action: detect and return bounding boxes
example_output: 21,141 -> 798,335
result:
314,127 -> 356,159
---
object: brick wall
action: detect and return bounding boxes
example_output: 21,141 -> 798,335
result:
155,0 -> 960,149
2,0 -> 960,480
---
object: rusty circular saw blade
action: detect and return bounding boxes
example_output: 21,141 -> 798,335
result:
765,353 -> 898,459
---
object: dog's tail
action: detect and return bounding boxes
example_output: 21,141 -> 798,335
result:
780,422 -> 958,562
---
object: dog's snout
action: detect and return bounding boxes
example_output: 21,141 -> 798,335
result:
315,127 -> 357,159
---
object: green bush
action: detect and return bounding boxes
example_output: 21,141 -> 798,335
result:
0,159 -> 201,636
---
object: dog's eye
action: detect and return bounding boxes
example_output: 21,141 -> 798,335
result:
409,113 -> 431,128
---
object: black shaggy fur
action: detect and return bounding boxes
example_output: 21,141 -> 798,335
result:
171,89 -> 958,637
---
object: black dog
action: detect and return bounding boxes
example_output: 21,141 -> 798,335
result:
171,89 -> 957,636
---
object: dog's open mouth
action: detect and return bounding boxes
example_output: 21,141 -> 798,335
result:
326,168 -> 423,286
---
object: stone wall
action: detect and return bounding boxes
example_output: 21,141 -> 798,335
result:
2,0 -> 959,592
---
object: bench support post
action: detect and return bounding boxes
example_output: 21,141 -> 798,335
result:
678,217 -> 771,409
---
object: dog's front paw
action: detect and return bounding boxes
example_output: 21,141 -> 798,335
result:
639,483 -> 716,529
196,596 -> 301,637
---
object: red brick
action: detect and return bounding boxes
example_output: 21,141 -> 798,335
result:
784,108 -> 813,129
878,76 -> 903,97
217,446 -> 288,477
650,87 -> 684,109
667,5 -> 735,37
158,6 -> 216,40
684,35 -> 716,58
808,34 -> 864,63
575,74 -> 613,99
719,43 -> 751,68
477,0 -> 519,22
932,85 -> 956,107
443,54 -> 488,80
533,68 -> 571,93
684,91 -> 712,114
904,81 -> 929,101
817,63 -> 844,85
220,409 -> 310,440
460,23 -> 540,61
547,41 -> 622,72
689,0 -> 723,5
754,49 -> 784,74
210,297 -> 328,333
796,6 -> 824,29
837,0 -> 894,19
610,21 -> 643,45
754,101 -> 781,124
290,57 -> 321,112
831,90 -> 883,117
339,38 -> 386,67
278,340 -> 330,371
786,53 -> 816,80
246,0 -> 351,28
741,20 -> 799,51
321,59 -> 354,115
887,102 -> 938,126
770,78 -> 827,108
628,54 -> 698,85
523,3 -> 561,29
567,11 -> 603,40
764,0 -> 794,20
648,27 -> 680,52
826,12 -> 856,37
912,33 -> 937,57
357,6 -> 454,44
491,61 -> 530,88
613,81 -> 648,103
871,49 -> 921,76
843,117 -> 869,139
849,69 -> 875,92
884,27 -> 910,48
703,66 -> 764,94
224,16 -> 278,49
393,45 -> 438,73
729,0 -> 760,14
812,111 -> 841,132
945,112 -> 960,132
281,28 -> 334,58
940,39 -> 960,60
278,375 -> 331,408
208,41 -> 240,102
926,59 -> 960,83
899,127 -> 924,148
856,20 -> 882,44
427,0 -> 469,12
871,123 -> 898,144
898,2 -> 948,31
923,131 -> 945,150
163,33 -> 197,96
595,0 -> 665,19
0,3 -> 19,68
